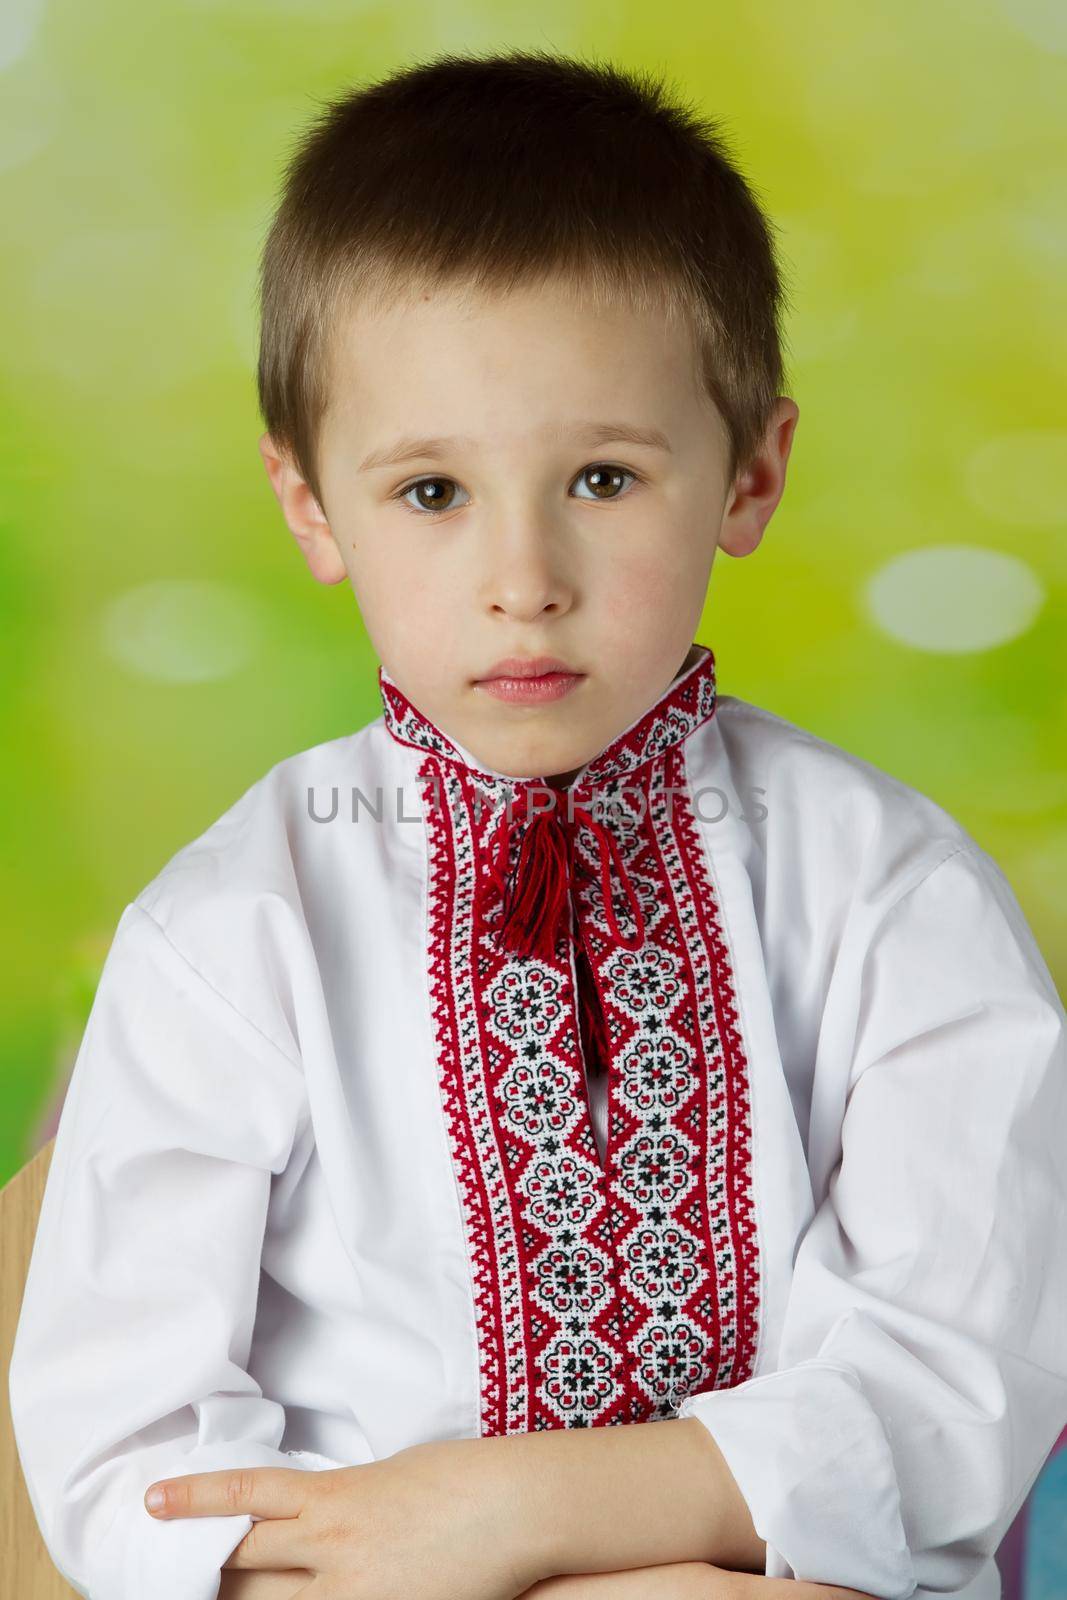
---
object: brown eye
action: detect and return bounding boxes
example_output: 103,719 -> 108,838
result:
392,477 -> 470,515
573,464 -> 640,501
410,478 -> 457,511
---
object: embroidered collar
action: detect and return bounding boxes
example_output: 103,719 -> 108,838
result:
378,642 -> 718,793
379,643 -> 720,963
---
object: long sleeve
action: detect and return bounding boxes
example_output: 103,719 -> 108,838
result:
8,900 -> 347,1600
674,842 -> 1067,1599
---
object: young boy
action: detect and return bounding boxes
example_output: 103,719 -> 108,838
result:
9,47 -> 1067,1600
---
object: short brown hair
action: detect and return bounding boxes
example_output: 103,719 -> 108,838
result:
256,48 -> 793,511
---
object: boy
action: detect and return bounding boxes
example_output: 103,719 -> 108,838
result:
9,47 -> 1067,1600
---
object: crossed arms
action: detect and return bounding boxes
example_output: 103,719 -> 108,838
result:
143,1417 -> 882,1600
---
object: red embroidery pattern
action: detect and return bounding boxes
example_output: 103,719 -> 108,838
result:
379,647 -> 760,1432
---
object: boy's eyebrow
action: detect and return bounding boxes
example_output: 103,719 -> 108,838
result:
357,421 -> 673,473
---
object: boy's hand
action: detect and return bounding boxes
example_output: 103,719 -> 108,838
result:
215,1564 -> 882,1600
522,1571 -> 881,1599
145,1440 -> 540,1600
519,1563 -> 736,1597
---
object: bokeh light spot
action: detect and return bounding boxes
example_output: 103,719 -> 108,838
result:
964,431 -> 1067,528
98,579 -> 265,683
864,545 -> 1045,652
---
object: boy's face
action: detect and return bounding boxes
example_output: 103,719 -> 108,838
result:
260,278 -> 797,786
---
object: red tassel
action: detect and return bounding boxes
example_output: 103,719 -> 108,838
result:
476,801 -> 616,1077
496,811 -> 572,960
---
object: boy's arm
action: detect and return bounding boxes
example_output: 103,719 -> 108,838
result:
485,1416 -> 766,1578
8,901 -> 349,1600
500,845 -> 1067,1599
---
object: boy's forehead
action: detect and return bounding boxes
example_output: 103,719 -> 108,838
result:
323,286 -> 711,447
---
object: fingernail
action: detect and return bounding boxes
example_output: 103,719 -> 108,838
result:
145,1485 -> 167,1512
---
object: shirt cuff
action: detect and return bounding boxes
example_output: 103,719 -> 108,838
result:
675,1359 -> 916,1600
86,1439 -> 348,1600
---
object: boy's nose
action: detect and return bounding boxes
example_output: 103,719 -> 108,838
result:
478,521 -> 576,622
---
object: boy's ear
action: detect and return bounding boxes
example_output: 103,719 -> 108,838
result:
717,398 -> 799,559
257,432 -> 348,587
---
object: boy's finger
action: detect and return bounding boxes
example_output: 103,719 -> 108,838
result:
222,1514 -> 312,1571
144,1466 -> 306,1520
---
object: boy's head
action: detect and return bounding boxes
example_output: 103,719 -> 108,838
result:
256,50 -> 799,786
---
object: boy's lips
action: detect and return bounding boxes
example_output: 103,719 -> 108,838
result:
472,657 -> 586,705
474,656 -> 580,681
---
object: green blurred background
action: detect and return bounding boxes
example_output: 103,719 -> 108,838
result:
2,1 -> 1064,1196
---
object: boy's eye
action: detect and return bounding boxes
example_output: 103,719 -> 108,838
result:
572,464 -> 643,502
389,462 -> 644,517
394,476 -> 467,515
